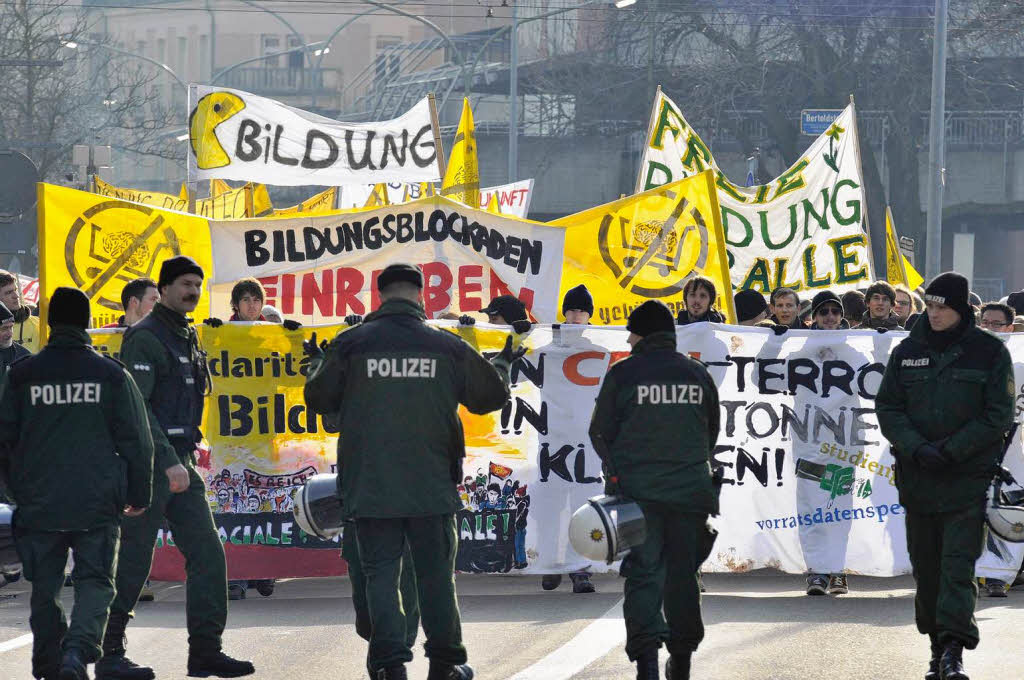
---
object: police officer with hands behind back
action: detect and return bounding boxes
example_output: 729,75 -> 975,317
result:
0,287 -> 154,680
98,256 -> 255,680
304,263 -> 519,680
589,300 -> 720,680
876,272 -> 1015,680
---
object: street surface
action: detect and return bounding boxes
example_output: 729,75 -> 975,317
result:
1,570 -> 1022,679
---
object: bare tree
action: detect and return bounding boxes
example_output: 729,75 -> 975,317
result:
0,0 -> 180,181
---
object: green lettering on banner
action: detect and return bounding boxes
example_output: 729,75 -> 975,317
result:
643,161 -> 673,191
651,99 -> 688,149
753,185 -> 771,204
802,245 -> 832,289
760,210 -> 796,250
772,258 -> 803,291
830,234 -> 868,284
801,188 -> 831,238
741,258 -> 772,293
830,179 -> 862,225
681,133 -> 712,173
722,207 -> 753,247
773,159 -> 809,201
716,171 -> 746,202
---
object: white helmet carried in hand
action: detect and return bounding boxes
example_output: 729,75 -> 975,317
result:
569,495 -> 647,564
292,474 -> 344,539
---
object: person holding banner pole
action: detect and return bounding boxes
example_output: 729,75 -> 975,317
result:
876,272 -> 1015,680
304,263 -> 518,680
589,300 -> 721,680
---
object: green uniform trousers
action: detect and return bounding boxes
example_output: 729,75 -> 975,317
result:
342,522 -> 420,647
110,460 -> 227,655
905,504 -> 987,649
622,505 -> 707,661
354,514 -> 465,671
15,524 -> 119,677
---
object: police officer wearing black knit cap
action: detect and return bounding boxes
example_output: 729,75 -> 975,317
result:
589,300 -> 720,680
305,263 -> 518,680
877,272 -> 1014,680
0,287 -> 153,680
98,256 -> 255,680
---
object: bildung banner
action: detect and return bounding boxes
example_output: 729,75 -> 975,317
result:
207,196 -> 566,323
638,91 -> 873,295
86,324 -> 1024,580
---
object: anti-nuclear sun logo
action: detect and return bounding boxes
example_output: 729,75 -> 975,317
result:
64,201 -> 184,311
597,193 -> 710,298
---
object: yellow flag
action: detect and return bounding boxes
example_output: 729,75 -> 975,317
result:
274,187 -> 338,215
364,183 -> 391,208
178,183 -> 188,201
37,183 -> 214,333
441,98 -> 480,208
210,178 -> 232,197
553,170 -> 735,325
885,207 -> 924,290
485,192 -> 502,215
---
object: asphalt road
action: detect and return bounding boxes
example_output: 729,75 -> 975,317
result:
1,570 -> 1022,679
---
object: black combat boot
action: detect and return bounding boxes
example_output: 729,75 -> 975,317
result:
924,634 -> 941,680
665,652 -> 691,680
426,660 -> 474,679
96,612 -> 155,680
186,650 -> 255,678
376,666 -> 408,680
58,649 -> 88,680
939,641 -> 968,680
635,650 -> 659,680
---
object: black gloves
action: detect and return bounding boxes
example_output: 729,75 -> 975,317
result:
459,315 -> 476,326
302,331 -> 326,360
772,325 -> 788,336
876,327 -> 889,334
282,319 -> 302,331
343,314 -> 363,327
203,317 -> 224,328
492,335 -> 527,372
913,442 -> 948,470
512,319 -> 532,334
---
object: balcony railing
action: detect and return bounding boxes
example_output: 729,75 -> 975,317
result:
215,67 -> 340,96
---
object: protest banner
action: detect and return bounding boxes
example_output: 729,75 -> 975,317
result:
553,170 -> 736,325
637,90 -> 873,295
84,322 -> 1024,580
187,86 -> 440,186
38,184 -> 214,330
339,179 -> 535,218
94,176 -> 272,218
16,274 -> 38,306
206,195 -> 567,323
274,186 -> 338,215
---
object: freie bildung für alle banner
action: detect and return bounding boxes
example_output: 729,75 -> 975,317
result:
187,85 -> 440,187
86,324 -> 1024,581
207,195 -> 567,324
639,91 -> 873,295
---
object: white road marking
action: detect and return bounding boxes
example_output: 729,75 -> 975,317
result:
0,633 -> 32,653
505,598 -> 625,680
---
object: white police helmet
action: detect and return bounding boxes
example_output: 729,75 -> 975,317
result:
986,471 -> 1024,543
292,474 -> 344,539
569,494 -> 647,564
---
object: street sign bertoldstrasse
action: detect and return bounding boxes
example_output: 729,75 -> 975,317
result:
800,109 -> 843,136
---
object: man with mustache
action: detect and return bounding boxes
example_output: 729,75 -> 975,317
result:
97,256 -> 254,680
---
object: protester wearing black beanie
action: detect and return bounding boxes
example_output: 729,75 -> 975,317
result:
157,255 -> 204,292
562,285 -> 594,317
627,300 -> 676,338
734,290 -> 769,324
48,287 -> 91,328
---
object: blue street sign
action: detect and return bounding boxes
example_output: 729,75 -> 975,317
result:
801,109 -> 842,136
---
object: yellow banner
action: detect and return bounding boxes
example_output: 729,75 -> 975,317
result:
553,170 -> 735,325
274,187 -> 338,215
885,207 -> 924,290
38,183 -> 214,329
441,98 -> 480,208
94,177 -> 272,219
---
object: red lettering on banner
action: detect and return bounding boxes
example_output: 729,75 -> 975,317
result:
335,268 -> 365,316
281,274 -> 296,315
488,270 -> 535,320
421,262 -> 453,318
258,276 -> 278,307
301,270 -> 333,317
458,265 -> 484,311
369,270 -> 382,311
563,350 -> 631,386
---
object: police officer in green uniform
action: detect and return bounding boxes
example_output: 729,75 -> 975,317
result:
876,272 -> 1014,680
588,300 -> 720,680
304,263 -> 517,680
97,256 -> 255,680
0,287 -> 154,680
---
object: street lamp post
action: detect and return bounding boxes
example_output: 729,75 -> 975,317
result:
63,39 -> 187,90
